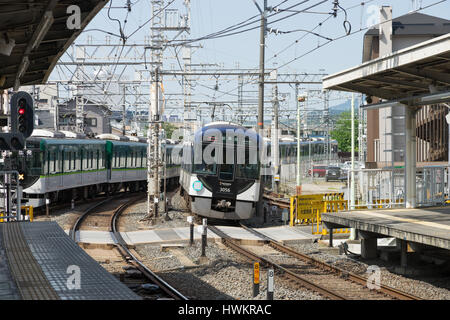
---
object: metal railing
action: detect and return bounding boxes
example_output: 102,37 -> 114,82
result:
347,166 -> 447,209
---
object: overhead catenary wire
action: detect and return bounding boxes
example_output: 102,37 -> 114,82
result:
165,0 -> 329,46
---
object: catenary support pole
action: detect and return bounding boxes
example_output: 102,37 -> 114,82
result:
256,0 -> 267,220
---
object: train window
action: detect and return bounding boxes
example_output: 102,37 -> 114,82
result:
82,150 -> 85,170
90,151 -> 94,169
56,151 -> 60,173
193,146 -> 216,175
236,149 -> 259,179
49,152 -> 54,173
193,162 -> 216,175
65,152 -> 70,171
120,152 -> 125,168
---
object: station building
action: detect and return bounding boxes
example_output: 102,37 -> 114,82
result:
363,12 -> 450,168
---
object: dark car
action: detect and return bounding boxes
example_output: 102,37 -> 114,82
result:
325,166 -> 341,181
308,165 -> 327,178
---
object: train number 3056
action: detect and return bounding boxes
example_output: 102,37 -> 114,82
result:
220,187 -> 231,193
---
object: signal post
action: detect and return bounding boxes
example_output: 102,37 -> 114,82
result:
0,91 -> 34,221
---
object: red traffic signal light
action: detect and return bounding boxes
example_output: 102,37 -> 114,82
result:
10,92 -> 34,139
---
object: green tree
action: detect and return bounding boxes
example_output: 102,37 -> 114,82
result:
330,111 -> 358,152
161,122 -> 177,139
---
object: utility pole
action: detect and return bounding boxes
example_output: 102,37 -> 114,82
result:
256,0 -> 267,133
271,70 -> 279,193
253,0 -> 267,218
297,92 -> 306,195
122,84 -> 126,136
323,90 -> 330,165
148,67 -> 161,222
52,96 -> 59,132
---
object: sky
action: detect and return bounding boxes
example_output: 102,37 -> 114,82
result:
49,0 -> 450,122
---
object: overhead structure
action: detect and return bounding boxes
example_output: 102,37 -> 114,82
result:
323,33 -> 450,105
323,33 -> 450,209
0,0 -> 108,90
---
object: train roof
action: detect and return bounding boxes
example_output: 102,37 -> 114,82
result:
37,138 -> 107,145
276,140 -> 337,145
195,122 -> 262,143
105,140 -> 146,147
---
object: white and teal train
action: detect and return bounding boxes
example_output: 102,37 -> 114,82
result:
14,132 -> 180,208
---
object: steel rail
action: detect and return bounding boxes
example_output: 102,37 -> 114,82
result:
70,197 -> 113,242
239,223 -> 422,300
263,193 -> 290,209
110,196 -> 189,301
208,225 -> 346,300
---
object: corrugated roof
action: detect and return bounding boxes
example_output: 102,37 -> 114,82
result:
0,1 -> 107,90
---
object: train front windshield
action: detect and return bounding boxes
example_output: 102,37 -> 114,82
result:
193,140 -> 260,180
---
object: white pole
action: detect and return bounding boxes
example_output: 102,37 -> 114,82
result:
350,93 -> 356,239
296,96 -> 301,194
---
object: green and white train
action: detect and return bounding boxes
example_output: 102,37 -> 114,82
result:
13,133 -> 180,208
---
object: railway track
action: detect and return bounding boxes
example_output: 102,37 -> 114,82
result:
71,193 -> 188,300
208,223 -> 421,300
263,193 -> 290,209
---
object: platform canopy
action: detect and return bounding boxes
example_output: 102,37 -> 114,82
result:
0,0 -> 107,91
323,33 -> 450,109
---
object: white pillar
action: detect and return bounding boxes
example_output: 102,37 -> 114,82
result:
405,106 -> 416,208
350,93 -> 356,239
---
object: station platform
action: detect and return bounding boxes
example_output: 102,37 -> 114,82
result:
72,225 -> 317,246
322,207 -> 450,253
0,221 -> 140,300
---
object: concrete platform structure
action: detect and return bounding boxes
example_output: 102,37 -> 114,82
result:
322,207 -> 450,263
72,225 -> 316,245
0,222 -> 140,300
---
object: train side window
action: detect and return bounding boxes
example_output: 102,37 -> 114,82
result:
56,151 -> 60,173
49,152 -> 54,173
120,152 -> 124,168
46,151 -> 50,175
65,152 -> 70,172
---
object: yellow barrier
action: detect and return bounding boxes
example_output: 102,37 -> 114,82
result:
21,206 -> 33,222
289,195 -> 325,226
290,194 -> 407,234
0,206 -> 33,223
290,193 -> 350,235
312,210 -> 350,235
